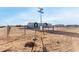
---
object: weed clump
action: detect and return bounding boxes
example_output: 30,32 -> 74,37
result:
24,42 -> 35,47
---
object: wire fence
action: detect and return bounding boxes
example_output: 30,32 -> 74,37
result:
0,25 -> 74,52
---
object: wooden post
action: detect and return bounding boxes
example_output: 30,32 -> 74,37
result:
24,26 -> 26,35
7,25 -> 11,38
42,27 -> 44,35
52,26 -> 54,32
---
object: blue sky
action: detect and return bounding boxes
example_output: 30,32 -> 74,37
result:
0,7 -> 79,25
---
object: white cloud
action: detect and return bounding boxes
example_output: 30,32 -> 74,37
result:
3,9 -> 79,25
3,12 -> 39,25
42,12 -> 79,23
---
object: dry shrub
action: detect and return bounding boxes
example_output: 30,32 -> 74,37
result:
24,42 -> 35,48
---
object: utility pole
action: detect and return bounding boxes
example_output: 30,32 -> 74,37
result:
38,8 -> 47,52
38,8 -> 44,30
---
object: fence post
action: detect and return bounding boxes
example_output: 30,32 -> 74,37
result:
7,25 -> 11,38
52,26 -> 54,31
24,26 -> 26,35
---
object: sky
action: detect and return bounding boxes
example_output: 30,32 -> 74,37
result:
0,7 -> 79,25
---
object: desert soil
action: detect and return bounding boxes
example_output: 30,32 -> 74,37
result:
0,27 -> 79,52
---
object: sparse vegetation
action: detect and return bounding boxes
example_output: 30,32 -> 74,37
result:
0,26 -> 79,52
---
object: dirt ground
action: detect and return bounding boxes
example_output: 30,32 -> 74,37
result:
0,27 -> 79,52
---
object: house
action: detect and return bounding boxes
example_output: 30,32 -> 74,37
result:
27,22 -> 52,29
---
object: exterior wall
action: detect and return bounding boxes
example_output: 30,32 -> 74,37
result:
27,23 -> 52,29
